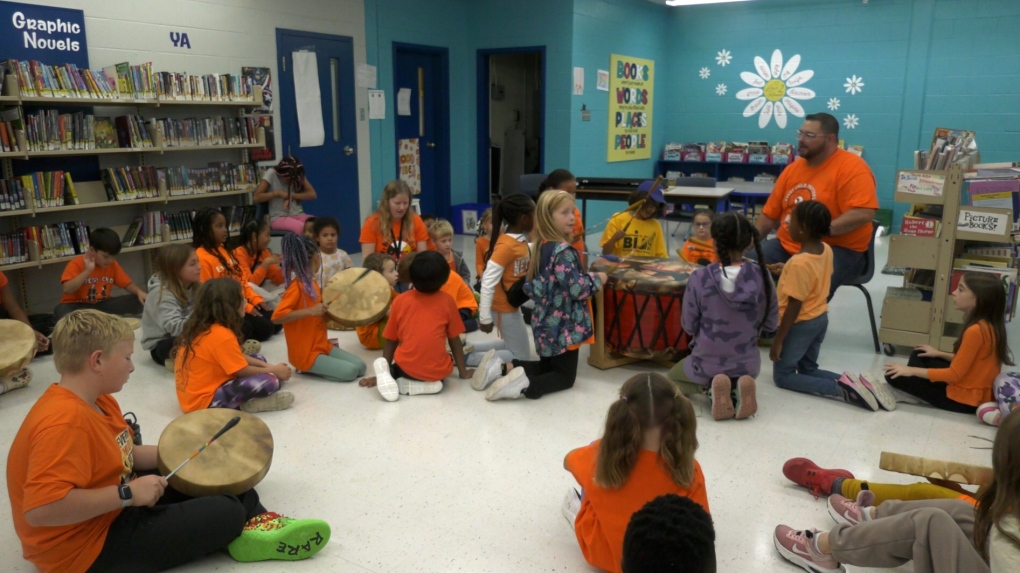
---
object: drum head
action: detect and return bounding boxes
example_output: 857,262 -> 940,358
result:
0,319 -> 37,376
323,268 -> 392,327
157,408 -> 273,497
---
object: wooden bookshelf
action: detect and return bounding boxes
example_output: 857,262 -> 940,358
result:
2,75 -> 264,108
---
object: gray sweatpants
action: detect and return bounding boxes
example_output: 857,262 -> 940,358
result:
829,499 -> 988,573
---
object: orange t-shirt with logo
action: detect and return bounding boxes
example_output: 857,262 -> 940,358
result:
475,236 -> 490,279
383,289 -> 464,381
777,243 -> 833,323
679,238 -> 719,265
356,288 -> 399,350
59,256 -> 133,304
488,234 -> 530,314
441,272 -> 478,313
196,245 -> 263,313
233,246 -> 284,286
271,280 -> 333,372
359,213 -> 429,258
8,385 -> 134,573
175,324 -> 249,412
763,148 -> 878,254
565,440 -> 710,573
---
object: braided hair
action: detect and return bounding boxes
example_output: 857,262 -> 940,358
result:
711,211 -> 773,332
281,233 -> 319,301
191,207 -> 239,279
792,199 -> 833,240
485,193 -> 536,265
274,156 -> 306,195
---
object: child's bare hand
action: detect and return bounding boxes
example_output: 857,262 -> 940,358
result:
914,344 -> 939,357
306,303 -> 328,317
127,474 -> 167,507
263,253 -> 281,267
766,262 -> 784,275
595,272 -> 608,285
359,376 -> 377,388
480,322 -> 494,334
83,252 -> 96,272
769,340 -> 783,362
459,368 -> 475,380
273,364 -> 293,381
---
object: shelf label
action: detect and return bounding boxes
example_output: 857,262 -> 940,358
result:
958,208 -> 1010,236
896,171 -> 945,197
1,2 -> 88,62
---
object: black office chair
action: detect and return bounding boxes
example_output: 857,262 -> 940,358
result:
828,220 -> 881,353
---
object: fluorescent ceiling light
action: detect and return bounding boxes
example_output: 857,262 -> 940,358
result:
666,0 -> 756,6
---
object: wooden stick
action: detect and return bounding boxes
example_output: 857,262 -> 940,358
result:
326,268 -> 372,306
164,417 -> 241,480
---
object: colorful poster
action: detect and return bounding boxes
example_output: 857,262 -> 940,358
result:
398,138 -> 421,195
607,54 -> 653,162
242,66 -> 272,114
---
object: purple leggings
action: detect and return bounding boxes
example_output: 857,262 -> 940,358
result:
209,353 -> 281,409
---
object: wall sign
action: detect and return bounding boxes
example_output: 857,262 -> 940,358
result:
607,53 -> 654,163
170,31 -> 191,49
1,1 -> 88,65
896,171 -> 945,197
398,138 -> 421,195
958,208 -> 1010,237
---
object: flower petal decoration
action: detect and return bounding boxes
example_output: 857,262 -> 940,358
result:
786,70 -> 814,88
736,87 -> 764,100
741,72 -> 766,88
759,102 -> 775,128
780,54 -> 801,81
769,50 -> 784,79
754,56 -> 771,81
735,50 -> 815,129
781,97 -> 805,117
786,87 -> 815,100
743,97 -> 766,117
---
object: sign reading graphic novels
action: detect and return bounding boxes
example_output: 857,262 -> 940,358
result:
1,1 -> 88,61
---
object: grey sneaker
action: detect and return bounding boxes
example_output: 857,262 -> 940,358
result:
471,350 -> 503,391
485,367 -> 529,401
240,391 -> 295,413
242,339 -> 262,355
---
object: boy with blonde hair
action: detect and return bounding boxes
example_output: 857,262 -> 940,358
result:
7,310 -> 330,572
428,219 -> 471,285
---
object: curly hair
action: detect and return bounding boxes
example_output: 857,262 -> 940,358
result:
712,211 -> 773,332
174,279 -> 245,373
622,494 -> 716,573
281,233 -> 320,301
274,156 -> 306,194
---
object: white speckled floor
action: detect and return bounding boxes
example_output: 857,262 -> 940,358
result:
0,233 -> 1003,572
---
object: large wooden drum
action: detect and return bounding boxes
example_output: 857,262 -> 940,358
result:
323,268 -> 392,327
589,257 -> 696,369
0,319 -> 38,377
157,408 -> 273,497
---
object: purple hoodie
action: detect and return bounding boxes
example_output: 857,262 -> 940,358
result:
682,261 -> 779,384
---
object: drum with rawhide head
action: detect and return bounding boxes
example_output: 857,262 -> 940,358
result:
323,268 -> 391,327
157,408 -> 273,497
0,319 -> 38,377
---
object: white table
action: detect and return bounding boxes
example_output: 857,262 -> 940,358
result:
662,185 -> 735,212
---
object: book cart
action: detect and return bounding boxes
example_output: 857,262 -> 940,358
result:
879,163 -> 1014,355
0,73 -> 266,312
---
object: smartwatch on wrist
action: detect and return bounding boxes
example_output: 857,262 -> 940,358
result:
117,484 -> 132,508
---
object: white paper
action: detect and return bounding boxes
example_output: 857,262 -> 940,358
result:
597,69 -> 609,91
397,88 -> 412,116
573,67 -> 584,95
293,51 -> 325,147
356,64 -> 377,89
368,90 -> 386,119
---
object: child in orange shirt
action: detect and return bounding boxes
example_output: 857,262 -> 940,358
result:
478,194 -> 535,361
420,213 -> 438,250
679,210 -> 720,265
54,228 -> 147,320
8,309 -> 329,573
563,373 -> 709,573
428,219 -> 470,285
473,208 -> 492,291
357,253 -> 400,350
192,208 -> 279,342
271,234 -> 365,382
538,169 -> 585,259
233,219 -> 285,309
175,279 -> 294,413
359,251 -> 474,402
358,180 -> 429,260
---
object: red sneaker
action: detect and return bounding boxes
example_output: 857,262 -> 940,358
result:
783,458 -> 854,499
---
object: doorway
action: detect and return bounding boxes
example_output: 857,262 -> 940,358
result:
476,48 -> 545,204
276,29 -> 360,251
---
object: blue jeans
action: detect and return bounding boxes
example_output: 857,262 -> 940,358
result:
758,238 -> 865,298
773,313 -> 842,397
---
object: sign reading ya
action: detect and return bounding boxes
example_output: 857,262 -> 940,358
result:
607,54 -> 654,162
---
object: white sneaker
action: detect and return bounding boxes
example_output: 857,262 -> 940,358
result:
561,487 -> 581,526
485,367 -> 529,401
374,358 -> 399,402
858,372 -> 897,411
471,350 -> 504,391
0,368 -> 32,394
397,378 -> 443,396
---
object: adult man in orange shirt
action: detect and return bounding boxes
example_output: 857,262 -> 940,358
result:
755,113 -> 878,296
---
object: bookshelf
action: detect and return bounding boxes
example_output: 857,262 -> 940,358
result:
0,72 -> 267,313
656,159 -> 787,184
879,163 -> 1014,354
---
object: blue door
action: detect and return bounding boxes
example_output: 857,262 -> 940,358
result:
276,29 -> 360,251
393,44 -> 449,219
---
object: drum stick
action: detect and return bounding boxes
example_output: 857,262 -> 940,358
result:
326,268 -> 372,306
164,416 -> 241,480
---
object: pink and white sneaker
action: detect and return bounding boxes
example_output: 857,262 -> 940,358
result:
857,371 -> 897,411
977,402 -> 1003,427
773,526 -> 845,572
827,490 -> 876,526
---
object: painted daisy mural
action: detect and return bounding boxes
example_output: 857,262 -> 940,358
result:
699,67 -> 711,79
716,49 -> 732,67
716,83 -> 727,96
735,49 -> 815,129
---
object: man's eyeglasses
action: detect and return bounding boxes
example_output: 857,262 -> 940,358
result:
795,130 -> 824,140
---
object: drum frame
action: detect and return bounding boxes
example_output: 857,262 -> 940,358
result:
589,286 -> 690,370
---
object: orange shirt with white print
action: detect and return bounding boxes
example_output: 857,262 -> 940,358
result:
359,213 -> 429,257
59,256 -> 132,304
175,324 -> 249,412
777,243 -> 833,323
763,148 -> 878,254
271,280 -> 333,372
233,246 -> 284,286
383,289 -> 464,381
488,234 -> 530,314
928,320 -> 1001,406
8,385 -> 134,573
196,245 -> 263,313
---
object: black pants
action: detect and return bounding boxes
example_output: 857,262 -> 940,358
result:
513,349 -> 579,399
391,361 -> 422,381
243,312 -> 280,342
53,295 -> 144,320
87,483 -> 265,573
150,335 -> 176,366
885,350 -> 977,414
460,308 -> 478,333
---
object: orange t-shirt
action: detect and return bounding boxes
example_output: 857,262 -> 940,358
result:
8,385 -> 135,573
571,206 -> 586,260
777,243 -> 833,323
271,280 -> 333,372
0,270 -> 7,304
233,246 -> 284,286
679,238 -> 719,264
356,288 -> 399,350
59,256 -> 133,304
763,148 -> 878,254
441,272 -> 478,313
359,213 -> 429,257
175,324 -> 249,412
565,440 -> 710,573
196,245 -> 263,313
383,289 -> 464,381
488,234 -> 530,314
475,236 -> 490,279
928,321 -> 1000,406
